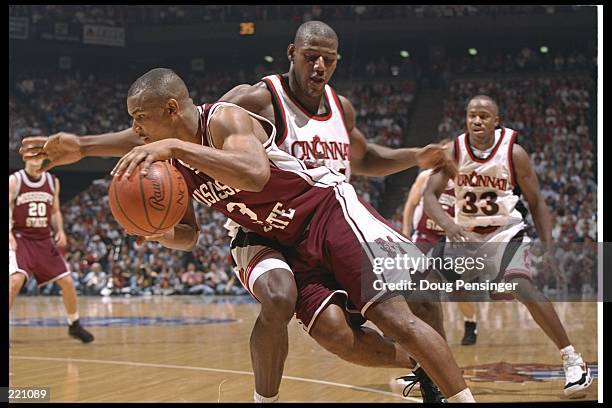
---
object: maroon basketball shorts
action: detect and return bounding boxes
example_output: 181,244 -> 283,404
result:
412,231 -> 446,256
9,234 -> 70,286
290,183 -> 427,332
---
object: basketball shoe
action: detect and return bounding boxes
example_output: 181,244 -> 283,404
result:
461,321 -> 477,345
562,352 -> 593,398
390,367 -> 446,403
68,319 -> 95,343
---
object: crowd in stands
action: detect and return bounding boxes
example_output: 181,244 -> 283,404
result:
437,74 -> 597,296
10,5 -> 589,27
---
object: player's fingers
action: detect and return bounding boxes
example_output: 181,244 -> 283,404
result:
111,154 -> 130,179
140,154 -> 156,175
40,159 -> 57,172
124,152 -> 147,178
21,136 -> 48,147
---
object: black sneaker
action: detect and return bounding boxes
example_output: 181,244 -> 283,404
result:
68,319 -> 94,343
461,321 -> 477,345
392,368 -> 446,403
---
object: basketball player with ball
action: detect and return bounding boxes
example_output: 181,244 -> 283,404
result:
21,67 -> 477,402
21,22 -> 451,403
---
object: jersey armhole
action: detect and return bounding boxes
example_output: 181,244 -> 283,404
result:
507,131 -> 518,187
262,78 -> 287,145
453,137 -> 460,163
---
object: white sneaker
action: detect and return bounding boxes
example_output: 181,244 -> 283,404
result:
562,353 -> 593,398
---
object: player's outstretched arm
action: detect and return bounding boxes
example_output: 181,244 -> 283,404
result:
339,95 -> 456,177
512,144 -> 553,248
112,106 -> 270,192
20,128 -> 143,172
423,169 -> 468,242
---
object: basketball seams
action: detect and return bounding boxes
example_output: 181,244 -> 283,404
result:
111,175 -> 157,235
154,163 -> 174,231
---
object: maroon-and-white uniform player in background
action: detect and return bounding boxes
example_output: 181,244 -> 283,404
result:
9,159 -> 94,343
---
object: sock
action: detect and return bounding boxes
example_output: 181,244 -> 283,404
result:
67,313 -> 79,325
412,362 -> 421,373
254,391 -> 279,403
560,345 -> 579,359
464,314 -> 477,323
447,388 -> 475,402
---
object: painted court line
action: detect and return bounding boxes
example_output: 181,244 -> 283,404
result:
10,355 -> 421,402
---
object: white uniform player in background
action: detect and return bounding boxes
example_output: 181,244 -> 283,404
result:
423,94 -> 593,398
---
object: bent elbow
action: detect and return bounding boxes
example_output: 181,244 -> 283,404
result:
246,166 -> 270,192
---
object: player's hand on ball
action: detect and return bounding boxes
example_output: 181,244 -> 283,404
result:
20,132 -> 84,172
111,140 -> 176,179
416,143 -> 457,177
54,230 -> 67,248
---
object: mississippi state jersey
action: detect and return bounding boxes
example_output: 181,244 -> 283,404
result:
262,74 -> 352,179
171,102 -> 346,246
11,170 -> 56,240
453,127 -> 523,227
413,169 -> 455,237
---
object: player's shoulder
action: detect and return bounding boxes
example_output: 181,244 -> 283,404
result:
219,82 -> 272,114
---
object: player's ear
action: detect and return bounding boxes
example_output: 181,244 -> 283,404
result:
166,99 -> 179,117
494,115 -> 500,127
287,44 -> 295,63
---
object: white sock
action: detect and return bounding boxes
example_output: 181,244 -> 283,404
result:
67,313 -> 79,325
412,362 -> 420,372
254,391 -> 279,403
560,345 -> 579,359
447,388 -> 475,402
464,315 -> 477,323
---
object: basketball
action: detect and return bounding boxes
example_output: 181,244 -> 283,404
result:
109,161 -> 188,236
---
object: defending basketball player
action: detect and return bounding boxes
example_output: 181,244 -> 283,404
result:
402,168 -> 479,346
20,22 -> 448,402
422,95 -> 592,398
9,159 -> 94,343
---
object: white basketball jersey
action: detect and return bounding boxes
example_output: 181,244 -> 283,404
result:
454,127 -> 523,227
262,74 -> 352,180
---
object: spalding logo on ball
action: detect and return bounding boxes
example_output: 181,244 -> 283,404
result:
109,161 -> 188,236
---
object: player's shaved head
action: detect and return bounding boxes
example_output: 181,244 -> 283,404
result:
467,94 -> 499,115
294,21 -> 338,47
128,68 -> 189,104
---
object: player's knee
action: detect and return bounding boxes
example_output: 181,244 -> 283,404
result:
9,274 -> 26,292
257,269 -> 297,325
56,274 -> 74,288
311,306 -> 355,358
370,305 -> 422,346
409,300 -> 442,322
508,276 -> 539,302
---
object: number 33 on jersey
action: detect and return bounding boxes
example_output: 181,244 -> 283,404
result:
454,127 -> 523,227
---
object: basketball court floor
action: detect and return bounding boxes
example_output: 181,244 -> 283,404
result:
9,296 -> 598,402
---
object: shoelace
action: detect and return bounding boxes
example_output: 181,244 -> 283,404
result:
398,376 -> 419,398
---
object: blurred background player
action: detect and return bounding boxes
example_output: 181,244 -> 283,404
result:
9,158 -> 94,344
402,168 -> 478,346
423,94 -> 592,398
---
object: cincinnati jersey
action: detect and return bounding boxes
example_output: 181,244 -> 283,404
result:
413,169 -> 455,237
11,170 -> 56,240
453,127 -> 523,227
262,74 -> 352,180
171,102 -> 346,246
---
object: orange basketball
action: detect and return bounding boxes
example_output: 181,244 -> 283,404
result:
109,161 -> 188,236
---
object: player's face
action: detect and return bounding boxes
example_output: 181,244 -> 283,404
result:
289,37 -> 338,98
127,94 -> 175,144
466,99 -> 499,145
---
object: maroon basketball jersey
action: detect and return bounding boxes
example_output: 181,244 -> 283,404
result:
413,170 -> 455,239
11,170 -> 56,240
170,103 -> 346,246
